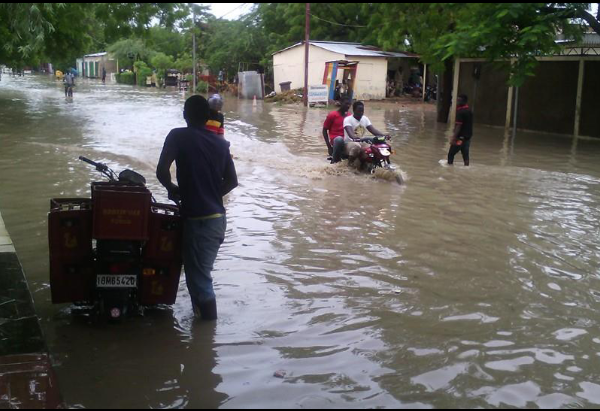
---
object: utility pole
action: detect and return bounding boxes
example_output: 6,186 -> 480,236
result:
303,3 -> 310,107
192,6 -> 197,94
512,86 -> 520,140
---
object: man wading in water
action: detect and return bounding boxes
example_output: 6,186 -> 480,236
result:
447,94 -> 473,166
157,95 -> 238,320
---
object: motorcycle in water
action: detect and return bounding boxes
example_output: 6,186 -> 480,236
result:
48,157 -> 183,320
328,136 -> 403,185
358,136 -> 394,172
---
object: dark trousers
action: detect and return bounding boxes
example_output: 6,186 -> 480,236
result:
331,136 -> 346,163
448,139 -> 471,165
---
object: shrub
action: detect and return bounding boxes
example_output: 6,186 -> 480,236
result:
195,80 -> 209,93
116,71 -> 135,85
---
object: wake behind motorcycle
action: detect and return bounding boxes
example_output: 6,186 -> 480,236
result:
49,157 -> 183,320
328,136 -> 403,185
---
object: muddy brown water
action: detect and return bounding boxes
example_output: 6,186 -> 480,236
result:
1,74 -> 600,408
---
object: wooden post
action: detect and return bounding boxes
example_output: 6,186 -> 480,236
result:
574,58 -> 585,137
505,85 -> 514,129
192,8 -> 196,94
303,3 -> 310,107
422,63 -> 427,102
512,86 -> 520,140
449,58 -> 461,129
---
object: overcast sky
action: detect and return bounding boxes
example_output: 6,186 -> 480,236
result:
198,3 -> 599,23
200,3 -> 253,20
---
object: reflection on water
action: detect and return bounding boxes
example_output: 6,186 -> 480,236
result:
1,75 -> 600,408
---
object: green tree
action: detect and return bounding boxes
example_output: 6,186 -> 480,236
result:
369,3 -> 599,121
252,3 -> 370,55
147,26 -> 187,60
151,52 -> 174,71
93,3 -> 189,44
151,52 -> 175,84
431,3 -> 597,86
108,38 -> 156,69
0,3 -> 189,69
229,3 -> 371,83
200,17 -> 267,79
174,53 -> 193,73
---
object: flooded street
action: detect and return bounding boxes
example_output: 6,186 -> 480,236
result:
2,74 -> 600,408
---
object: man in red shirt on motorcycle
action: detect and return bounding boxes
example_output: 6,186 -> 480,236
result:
322,97 -> 352,163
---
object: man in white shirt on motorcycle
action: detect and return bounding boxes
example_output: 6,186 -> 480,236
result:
343,101 -> 389,168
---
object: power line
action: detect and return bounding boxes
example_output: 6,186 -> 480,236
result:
217,3 -> 249,20
309,13 -> 367,28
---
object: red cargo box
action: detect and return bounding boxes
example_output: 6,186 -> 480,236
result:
48,199 -> 95,304
49,261 -> 95,304
142,203 -> 182,261
91,182 -> 151,241
139,261 -> 183,305
49,199 -> 93,263
140,203 -> 183,305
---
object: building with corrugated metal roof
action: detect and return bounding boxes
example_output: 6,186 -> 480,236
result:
452,33 -> 600,138
81,52 -> 117,80
272,41 -> 419,100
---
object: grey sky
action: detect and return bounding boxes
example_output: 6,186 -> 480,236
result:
201,3 -> 253,20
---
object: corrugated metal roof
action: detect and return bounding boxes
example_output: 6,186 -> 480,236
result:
273,41 -> 418,58
556,33 -> 600,47
84,52 -> 108,58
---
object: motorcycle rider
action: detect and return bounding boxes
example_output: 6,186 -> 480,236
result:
64,71 -> 75,97
322,96 -> 352,163
343,101 -> 389,168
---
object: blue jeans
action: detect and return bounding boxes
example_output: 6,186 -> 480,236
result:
331,136 -> 346,163
182,216 -> 227,304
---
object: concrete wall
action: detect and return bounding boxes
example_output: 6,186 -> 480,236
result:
83,55 -> 118,78
352,56 -> 387,100
516,61 -> 579,135
0,211 -> 62,408
458,62 -> 510,127
273,45 -> 389,100
458,59 -> 599,138
580,61 -> 600,138
273,45 -> 341,92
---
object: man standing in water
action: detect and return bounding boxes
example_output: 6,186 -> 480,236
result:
157,95 -> 238,321
323,97 -> 352,163
447,94 -> 473,166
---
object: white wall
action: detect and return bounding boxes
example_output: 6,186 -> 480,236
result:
353,57 -> 388,100
273,45 -> 343,92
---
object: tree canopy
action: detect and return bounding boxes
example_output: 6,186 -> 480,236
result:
0,3 -> 188,69
2,2 -> 598,86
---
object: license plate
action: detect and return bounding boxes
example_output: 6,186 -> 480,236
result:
96,275 -> 137,288
379,148 -> 391,156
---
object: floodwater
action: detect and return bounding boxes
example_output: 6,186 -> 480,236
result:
1,74 -> 600,409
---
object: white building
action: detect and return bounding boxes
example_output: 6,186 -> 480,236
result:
273,41 -> 418,100
82,52 -> 118,79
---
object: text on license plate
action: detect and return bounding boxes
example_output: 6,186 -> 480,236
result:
96,275 -> 137,288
